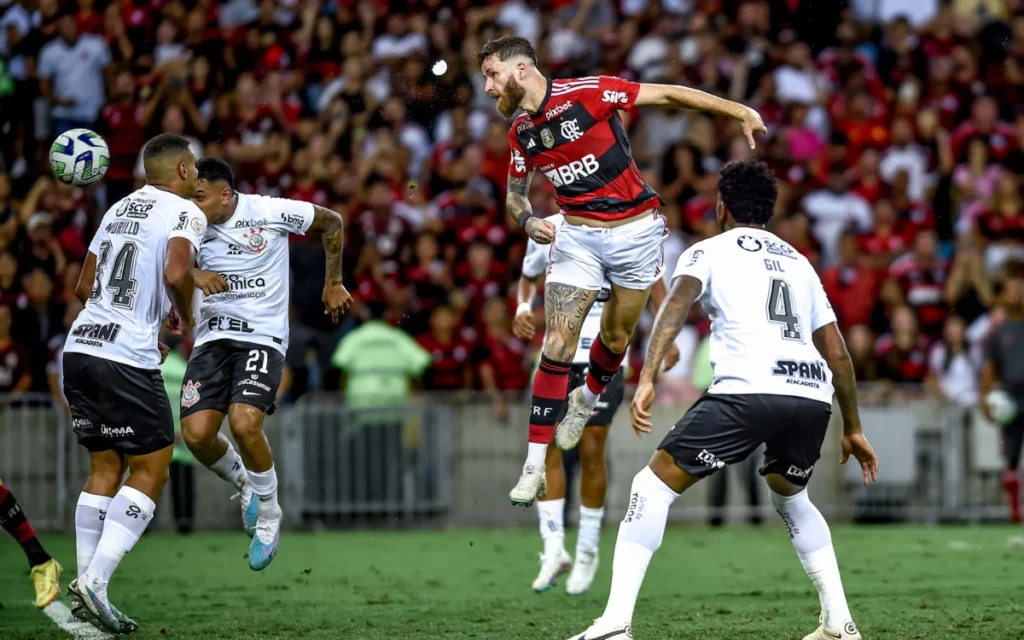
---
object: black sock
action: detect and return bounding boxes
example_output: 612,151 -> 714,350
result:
0,485 -> 52,567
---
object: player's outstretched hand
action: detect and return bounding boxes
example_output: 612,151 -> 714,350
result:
158,342 -> 170,364
841,432 -> 879,485
630,379 -> 657,438
739,106 -> 768,149
524,217 -> 556,245
512,309 -> 535,340
193,269 -> 228,296
323,282 -> 353,323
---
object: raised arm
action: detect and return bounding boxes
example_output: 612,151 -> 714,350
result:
309,204 -> 352,322
634,83 -> 767,148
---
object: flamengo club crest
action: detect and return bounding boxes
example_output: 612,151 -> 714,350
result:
181,380 -> 201,408
243,227 -> 267,254
540,128 -> 555,148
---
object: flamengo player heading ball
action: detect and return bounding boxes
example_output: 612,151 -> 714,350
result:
477,36 -> 767,506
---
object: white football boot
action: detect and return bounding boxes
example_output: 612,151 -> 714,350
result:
803,615 -> 861,640
567,619 -> 632,640
555,387 -> 597,450
509,463 -> 546,507
565,550 -> 599,595
531,549 -> 571,592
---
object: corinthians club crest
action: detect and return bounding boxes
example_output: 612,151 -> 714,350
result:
181,380 -> 201,408
243,227 -> 268,254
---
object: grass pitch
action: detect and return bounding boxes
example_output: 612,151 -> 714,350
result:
1,525 -> 1022,639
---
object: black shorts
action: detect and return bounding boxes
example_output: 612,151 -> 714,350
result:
658,393 -> 832,487
180,340 -> 284,418
63,352 -> 174,456
556,365 -> 625,427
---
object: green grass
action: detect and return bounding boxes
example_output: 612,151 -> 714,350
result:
2,526 -> 1023,639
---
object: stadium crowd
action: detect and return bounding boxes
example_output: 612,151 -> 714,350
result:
0,0 -> 1020,407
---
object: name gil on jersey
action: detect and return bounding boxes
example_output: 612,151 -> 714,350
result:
771,359 -> 827,389
105,220 -> 140,235
72,322 -> 122,346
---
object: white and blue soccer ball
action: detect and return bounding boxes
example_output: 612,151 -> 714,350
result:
49,128 -> 110,186
985,389 -> 1018,426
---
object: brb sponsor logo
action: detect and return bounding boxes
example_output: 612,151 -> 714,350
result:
72,322 -> 122,347
544,100 -> 573,120
207,316 -> 255,334
771,359 -> 828,388
623,491 -> 646,523
697,449 -> 726,469
602,90 -> 628,104
543,153 -> 600,187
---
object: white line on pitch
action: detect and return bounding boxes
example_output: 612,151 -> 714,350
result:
41,600 -> 107,639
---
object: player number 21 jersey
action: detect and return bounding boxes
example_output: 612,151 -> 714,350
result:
65,186 -> 208,369
194,193 -> 314,354
673,227 -> 837,405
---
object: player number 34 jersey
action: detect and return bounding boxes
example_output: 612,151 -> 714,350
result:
673,227 -> 837,405
194,193 -> 314,354
65,186 -> 208,369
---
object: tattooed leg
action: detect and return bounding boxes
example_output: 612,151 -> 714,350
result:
542,283 -> 599,362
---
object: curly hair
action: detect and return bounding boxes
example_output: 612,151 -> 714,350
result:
717,160 -> 778,225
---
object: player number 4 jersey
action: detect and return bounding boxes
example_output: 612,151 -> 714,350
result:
673,227 -> 837,405
194,193 -> 314,354
65,186 -> 207,369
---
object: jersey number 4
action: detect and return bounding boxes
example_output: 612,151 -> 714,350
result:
90,241 -> 140,310
766,278 -> 802,341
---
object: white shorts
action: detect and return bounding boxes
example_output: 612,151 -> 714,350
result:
546,211 -> 668,291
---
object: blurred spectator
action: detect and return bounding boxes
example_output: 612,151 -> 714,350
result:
890,229 -> 949,337
417,305 -> 472,392
473,297 -> 529,420
38,9 -> 110,133
926,314 -> 979,407
847,324 -> 878,382
13,268 -> 63,392
802,169 -> 873,266
821,232 -> 877,331
945,233 -> 994,323
875,305 -> 931,383
0,303 -> 31,394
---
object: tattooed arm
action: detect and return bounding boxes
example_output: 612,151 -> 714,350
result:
310,204 -> 353,322
508,172 -> 555,244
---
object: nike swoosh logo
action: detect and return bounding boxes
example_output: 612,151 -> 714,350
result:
242,390 -> 261,397
822,631 -> 841,639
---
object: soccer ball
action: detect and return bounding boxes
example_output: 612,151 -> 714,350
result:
49,128 -> 110,186
985,389 -> 1017,425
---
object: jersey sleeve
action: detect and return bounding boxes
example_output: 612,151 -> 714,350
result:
521,236 -> 549,279
589,75 -> 642,121
261,196 -> 316,235
671,243 -> 710,296
808,270 -> 838,332
168,202 -> 208,253
508,123 -> 534,180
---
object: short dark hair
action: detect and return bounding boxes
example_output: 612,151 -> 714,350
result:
477,36 -> 537,68
196,157 -> 235,192
718,160 -> 778,225
142,134 -> 193,166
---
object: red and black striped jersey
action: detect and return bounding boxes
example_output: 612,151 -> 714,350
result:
508,76 -> 663,223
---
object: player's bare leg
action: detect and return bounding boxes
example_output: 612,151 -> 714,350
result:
566,426 -> 608,595
182,409 -> 255,534
532,444 -> 571,592
765,474 -> 860,640
71,447 -> 172,634
228,403 -> 281,570
557,284 -> 649,451
512,284 -> 598,506
0,481 -> 62,608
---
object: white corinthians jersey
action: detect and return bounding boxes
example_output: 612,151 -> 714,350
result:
194,193 -> 314,354
65,186 -> 208,369
522,214 -> 618,366
673,227 -> 837,405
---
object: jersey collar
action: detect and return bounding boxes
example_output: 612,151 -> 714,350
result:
527,78 -> 553,119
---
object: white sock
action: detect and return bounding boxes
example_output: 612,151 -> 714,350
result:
208,439 -> 247,490
536,498 -> 565,558
84,486 -> 155,600
600,466 -> 679,626
75,493 -> 112,578
577,505 -> 604,554
581,385 -> 600,405
526,442 -> 547,468
770,489 -> 853,629
247,466 -> 281,518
